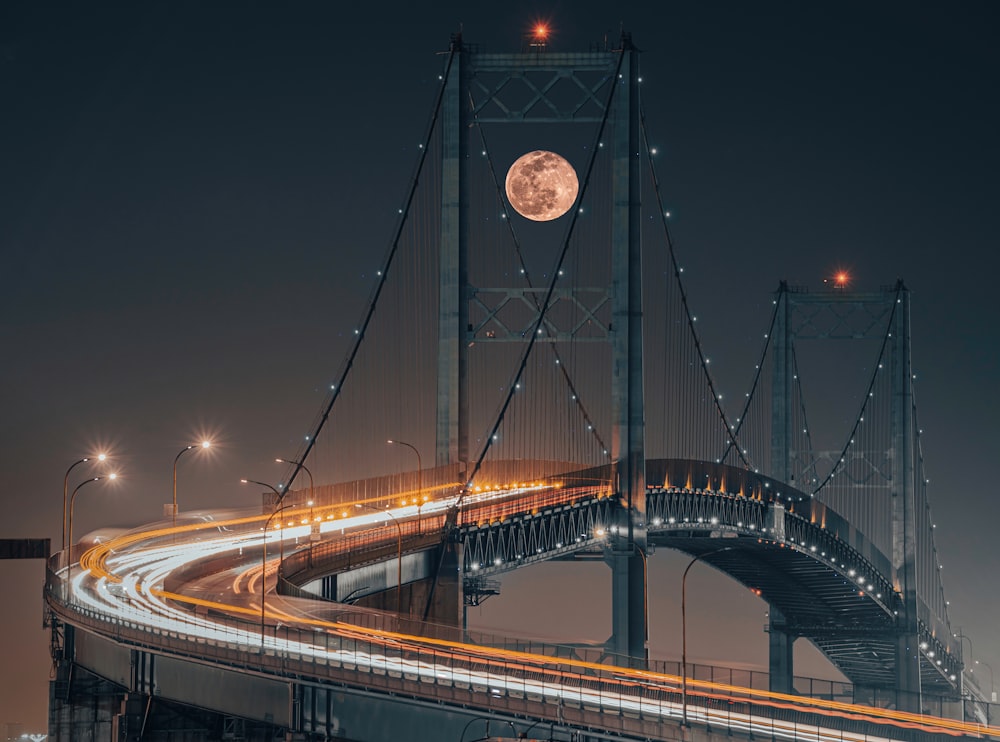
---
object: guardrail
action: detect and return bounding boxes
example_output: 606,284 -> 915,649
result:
45,564 -> 996,742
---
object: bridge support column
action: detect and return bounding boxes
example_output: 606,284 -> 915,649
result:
436,34 -> 469,470
608,34 -> 647,668
116,692 -> 151,742
48,666 -> 122,742
422,541 -> 464,628
890,282 -> 921,712
895,633 -> 921,713
609,550 -> 647,666
767,606 -> 795,694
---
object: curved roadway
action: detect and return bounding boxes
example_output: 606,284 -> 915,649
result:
46,477 -> 998,742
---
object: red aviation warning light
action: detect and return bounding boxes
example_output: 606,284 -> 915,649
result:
824,270 -> 851,290
528,20 -> 552,49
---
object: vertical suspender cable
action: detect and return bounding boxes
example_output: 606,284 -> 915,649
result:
278,46 -> 460,495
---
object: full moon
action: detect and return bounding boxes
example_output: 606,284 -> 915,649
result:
504,150 -> 579,222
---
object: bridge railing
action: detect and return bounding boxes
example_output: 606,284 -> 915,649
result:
45,565 -> 997,740
279,513 -> 447,586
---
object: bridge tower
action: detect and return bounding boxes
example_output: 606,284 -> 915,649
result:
436,33 -> 648,663
770,280 -> 921,709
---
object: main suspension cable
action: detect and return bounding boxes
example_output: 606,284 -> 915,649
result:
455,45 -> 628,510
811,282 -> 903,495
639,107 -> 752,470
278,44 -> 460,496
471,120 -> 612,461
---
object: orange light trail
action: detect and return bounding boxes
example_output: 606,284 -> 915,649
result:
69,496 -> 1000,741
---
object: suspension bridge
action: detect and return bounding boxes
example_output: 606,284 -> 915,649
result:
43,31 -> 990,741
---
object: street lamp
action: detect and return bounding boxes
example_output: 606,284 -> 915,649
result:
172,440 -> 211,528
355,502 -> 402,614
62,453 -> 107,551
958,632 -> 974,702
681,547 -> 734,727
275,457 -> 316,540
387,439 -> 423,530
241,478 -> 285,650
67,473 -> 117,583
975,660 -> 996,704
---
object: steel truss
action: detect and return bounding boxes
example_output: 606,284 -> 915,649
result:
459,496 -> 614,585
641,486 -> 960,689
646,488 -> 768,533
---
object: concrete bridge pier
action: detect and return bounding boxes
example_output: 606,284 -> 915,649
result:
116,693 -> 150,742
422,540 -> 464,627
48,653 -> 120,742
608,548 -> 648,667
767,605 -> 795,694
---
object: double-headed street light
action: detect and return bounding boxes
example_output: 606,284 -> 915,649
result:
241,478 -> 286,650
172,441 -> 211,528
275,457 -> 316,540
62,453 -> 108,551
355,502 -> 402,615
387,439 -> 423,531
958,632 -> 974,702
67,473 -> 117,583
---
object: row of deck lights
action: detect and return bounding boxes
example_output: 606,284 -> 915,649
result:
650,487 -> 895,593
649,500 -> 890,601
468,505 -> 956,684
920,641 -> 959,681
648,502 -> 919,696
69,450 -> 952,674
469,537 -> 579,571
468,511 -> 606,571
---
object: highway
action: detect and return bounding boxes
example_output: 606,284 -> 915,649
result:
47,484 -> 1000,741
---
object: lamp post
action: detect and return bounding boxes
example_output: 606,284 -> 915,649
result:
387,439 -> 423,531
681,547 -> 734,727
241,478 -> 285,651
275,457 -> 316,540
958,632 -> 974,703
172,440 -> 211,528
62,453 -> 107,551
955,632 -> 976,721
355,503 -> 402,614
975,660 -> 996,704
67,474 -> 117,584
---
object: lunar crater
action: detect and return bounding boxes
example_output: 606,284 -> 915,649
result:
505,150 -> 579,222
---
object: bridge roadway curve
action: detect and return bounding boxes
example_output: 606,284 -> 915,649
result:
47,466 -> 994,741
436,459 -> 962,696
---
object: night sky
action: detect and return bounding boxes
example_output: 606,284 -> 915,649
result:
3,2 -> 999,731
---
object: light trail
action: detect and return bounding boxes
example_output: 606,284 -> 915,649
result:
53,487 -> 1000,742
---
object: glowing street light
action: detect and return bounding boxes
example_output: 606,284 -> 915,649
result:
62,453 -> 107,551
67,473 -> 117,582
387,439 -> 424,531
241,478 -> 286,650
172,440 -> 211,528
355,502 -> 402,614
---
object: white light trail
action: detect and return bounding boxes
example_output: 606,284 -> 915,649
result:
56,492 -> 988,742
